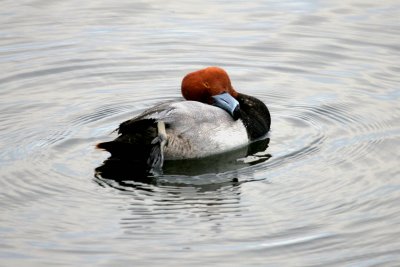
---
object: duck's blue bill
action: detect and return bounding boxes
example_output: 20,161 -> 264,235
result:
212,92 -> 241,120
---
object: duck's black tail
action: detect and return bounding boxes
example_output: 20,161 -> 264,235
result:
96,141 -> 151,162
96,119 -> 167,176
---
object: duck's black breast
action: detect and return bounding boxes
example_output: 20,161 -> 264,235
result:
236,93 -> 271,140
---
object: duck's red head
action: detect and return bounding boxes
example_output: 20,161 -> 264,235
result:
181,67 -> 238,104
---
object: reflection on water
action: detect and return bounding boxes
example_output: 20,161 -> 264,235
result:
95,137 -> 271,183
1,0 -> 400,266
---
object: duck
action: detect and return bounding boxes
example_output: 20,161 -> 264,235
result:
96,67 -> 271,173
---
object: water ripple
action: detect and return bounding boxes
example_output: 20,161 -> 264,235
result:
1,0 -> 400,265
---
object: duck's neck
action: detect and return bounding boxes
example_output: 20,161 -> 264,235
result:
236,93 -> 271,140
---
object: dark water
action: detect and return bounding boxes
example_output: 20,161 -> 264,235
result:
1,0 -> 399,266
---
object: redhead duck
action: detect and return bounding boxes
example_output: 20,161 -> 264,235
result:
97,67 -> 271,173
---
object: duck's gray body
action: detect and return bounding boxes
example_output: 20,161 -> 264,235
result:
122,101 -> 248,160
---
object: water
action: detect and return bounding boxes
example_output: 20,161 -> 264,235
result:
1,0 -> 399,266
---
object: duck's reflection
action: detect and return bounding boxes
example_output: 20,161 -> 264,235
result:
95,138 -> 271,187
94,139 -> 271,236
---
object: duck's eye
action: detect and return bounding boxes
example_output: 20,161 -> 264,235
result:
203,82 -> 210,88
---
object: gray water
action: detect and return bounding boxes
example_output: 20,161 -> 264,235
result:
1,0 -> 399,266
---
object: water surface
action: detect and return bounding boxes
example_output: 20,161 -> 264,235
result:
1,0 -> 399,266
